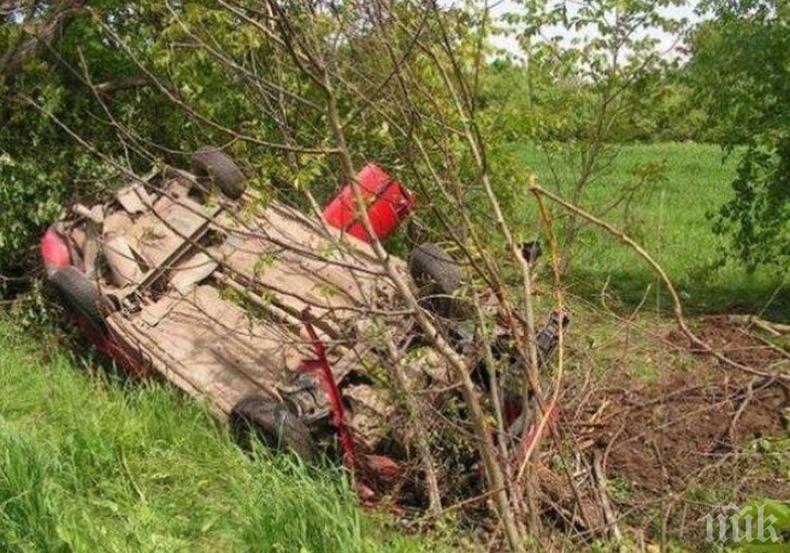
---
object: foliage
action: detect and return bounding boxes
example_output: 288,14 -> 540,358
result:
687,0 -> 790,269
0,1 -> 289,270
0,1 -> 467,270
479,0 -> 691,263
490,0 -> 701,142
0,0 -> 785,292
0,319 -> 447,552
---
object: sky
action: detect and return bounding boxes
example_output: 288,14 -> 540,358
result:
485,1 -> 702,61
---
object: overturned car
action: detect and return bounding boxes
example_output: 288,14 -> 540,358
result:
41,147 -> 566,496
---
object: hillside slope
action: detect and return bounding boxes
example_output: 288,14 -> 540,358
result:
0,322 -> 444,553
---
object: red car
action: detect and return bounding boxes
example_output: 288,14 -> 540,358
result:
42,147 -> 566,481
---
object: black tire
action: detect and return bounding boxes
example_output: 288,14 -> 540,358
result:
190,146 -> 247,199
409,243 -> 467,318
230,396 -> 316,461
48,266 -> 107,335
535,309 -> 571,367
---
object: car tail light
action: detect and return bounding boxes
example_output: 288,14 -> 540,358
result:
323,164 -> 415,243
40,226 -> 71,270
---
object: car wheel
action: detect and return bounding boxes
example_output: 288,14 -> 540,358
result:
190,146 -> 247,200
48,266 -> 107,335
229,396 -> 316,461
408,242 -> 467,318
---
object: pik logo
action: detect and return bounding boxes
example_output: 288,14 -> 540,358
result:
702,502 -> 784,545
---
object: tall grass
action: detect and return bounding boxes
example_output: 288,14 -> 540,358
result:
505,142 -> 788,320
0,323 -> 446,552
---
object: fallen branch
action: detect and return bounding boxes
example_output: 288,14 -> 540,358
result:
93,76 -> 150,94
592,449 -> 622,543
728,314 -> 790,336
530,184 -> 789,383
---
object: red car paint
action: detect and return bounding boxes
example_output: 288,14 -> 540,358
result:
504,396 -> 559,474
299,309 -> 358,471
41,228 -> 146,376
299,311 -> 402,492
74,316 -> 147,377
40,227 -> 71,270
323,164 -> 415,243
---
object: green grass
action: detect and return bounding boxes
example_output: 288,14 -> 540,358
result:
503,142 -> 788,321
0,322 -> 446,553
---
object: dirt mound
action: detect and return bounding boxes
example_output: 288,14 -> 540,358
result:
666,315 -> 786,366
600,374 -> 786,495
568,316 -> 788,544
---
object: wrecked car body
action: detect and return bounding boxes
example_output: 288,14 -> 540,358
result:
41,147 -> 566,489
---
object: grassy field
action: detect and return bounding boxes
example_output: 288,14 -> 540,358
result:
0,322 -> 447,553
506,142 -> 788,321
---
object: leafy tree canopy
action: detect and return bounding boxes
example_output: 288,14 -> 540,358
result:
688,0 -> 789,268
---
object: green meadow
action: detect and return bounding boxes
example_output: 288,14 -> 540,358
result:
508,142 -> 787,320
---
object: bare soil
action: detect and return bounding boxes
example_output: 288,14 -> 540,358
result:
564,316 -> 788,545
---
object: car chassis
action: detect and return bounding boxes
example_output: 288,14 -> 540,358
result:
41,148 -> 567,482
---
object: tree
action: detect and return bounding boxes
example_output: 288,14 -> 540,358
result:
688,0 -> 789,269
494,0 -> 687,266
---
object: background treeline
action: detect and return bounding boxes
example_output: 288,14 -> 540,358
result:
482,62 -> 712,144
1,0 -> 787,282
